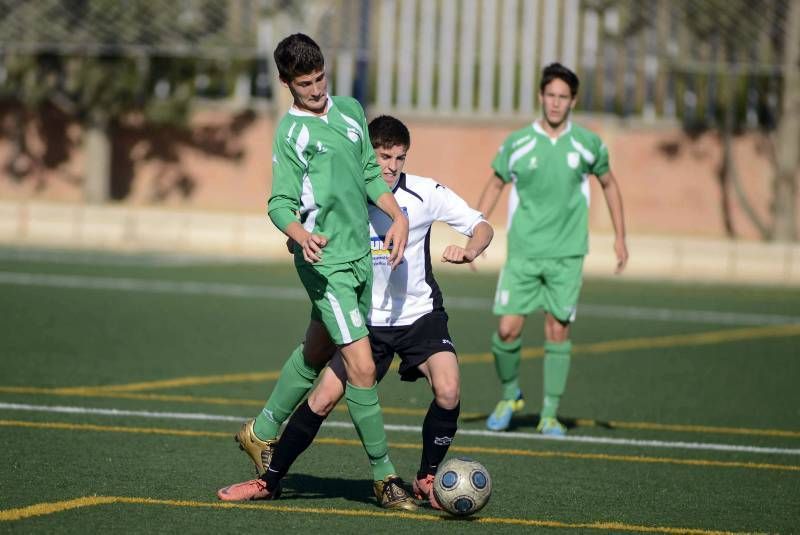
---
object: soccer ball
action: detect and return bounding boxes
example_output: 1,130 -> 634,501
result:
432,457 -> 492,516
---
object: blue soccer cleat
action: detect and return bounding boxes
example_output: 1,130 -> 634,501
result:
536,416 -> 566,437
486,390 -> 525,431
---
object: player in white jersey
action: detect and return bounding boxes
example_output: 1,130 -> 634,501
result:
238,115 -> 493,510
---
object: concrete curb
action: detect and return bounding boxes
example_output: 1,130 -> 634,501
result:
0,200 -> 797,286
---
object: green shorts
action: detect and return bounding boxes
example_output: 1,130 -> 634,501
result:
492,256 -> 584,322
297,253 -> 372,345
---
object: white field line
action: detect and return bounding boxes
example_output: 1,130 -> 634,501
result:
0,271 -> 306,300
2,402 -> 798,457
1,271 -> 798,326
0,248 -> 247,267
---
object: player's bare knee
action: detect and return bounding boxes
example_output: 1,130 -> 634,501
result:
433,380 -> 460,409
497,326 -> 521,343
307,390 -> 340,417
435,389 -> 460,410
344,361 -> 377,387
497,315 -> 525,342
544,315 -> 570,342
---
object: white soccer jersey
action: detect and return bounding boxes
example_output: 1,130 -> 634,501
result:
368,173 -> 485,327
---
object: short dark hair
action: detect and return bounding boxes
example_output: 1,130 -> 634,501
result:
273,33 -> 325,82
368,115 -> 411,150
539,63 -> 579,97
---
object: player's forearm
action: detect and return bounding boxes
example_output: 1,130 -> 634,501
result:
268,186 -> 302,233
282,221 -> 313,245
476,175 -> 505,219
268,205 -> 298,234
374,191 -> 405,221
601,175 -> 627,240
465,221 -> 494,258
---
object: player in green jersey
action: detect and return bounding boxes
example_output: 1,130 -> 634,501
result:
478,63 -> 629,436
216,34 -> 415,510
232,115 -> 493,512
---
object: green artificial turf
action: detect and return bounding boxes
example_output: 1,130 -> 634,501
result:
1,248 -> 798,533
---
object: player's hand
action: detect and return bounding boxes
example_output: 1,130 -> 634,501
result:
286,238 -> 297,254
299,233 -> 328,263
441,245 -> 478,264
614,238 -> 629,274
384,214 -> 409,270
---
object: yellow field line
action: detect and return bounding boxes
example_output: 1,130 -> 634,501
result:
2,324 -> 799,441
0,419 -> 231,438
2,419 -> 798,473
2,386 -> 799,439
573,419 -> 800,439
48,324 -> 800,394
0,386 -> 265,407
3,386 -> 800,439
460,323 -> 800,363
54,371 -> 281,394
20,323 -> 793,398
0,495 -> 766,534
574,323 -> 800,354
0,386 -> 434,417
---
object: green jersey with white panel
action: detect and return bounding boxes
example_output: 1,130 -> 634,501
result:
491,121 -> 609,259
268,95 -> 391,266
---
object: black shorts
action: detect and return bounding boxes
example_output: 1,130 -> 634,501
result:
328,310 -> 457,383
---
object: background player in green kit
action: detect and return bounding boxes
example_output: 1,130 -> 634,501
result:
217,34 -> 414,509
478,63 -> 629,436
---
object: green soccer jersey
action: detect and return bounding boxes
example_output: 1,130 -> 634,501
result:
268,95 -> 391,266
491,121 -> 610,258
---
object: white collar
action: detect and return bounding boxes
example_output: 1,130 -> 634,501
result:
533,119 -> 572,141
288,94 -> 333,117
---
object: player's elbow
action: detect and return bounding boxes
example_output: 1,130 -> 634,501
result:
598,172 -> 617,190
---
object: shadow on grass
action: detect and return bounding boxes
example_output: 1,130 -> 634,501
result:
459,412 -> 616,432
280,473 -> 482,519
280,473 -> 377,506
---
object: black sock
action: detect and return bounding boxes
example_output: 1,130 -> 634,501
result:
263,400 -> 326,490
418,400 -> 460,478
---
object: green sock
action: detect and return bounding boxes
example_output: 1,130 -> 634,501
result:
491,332 -> 522,400
253,344 -> 319,440
345,382 -> 396,481
541,340 -> 572,419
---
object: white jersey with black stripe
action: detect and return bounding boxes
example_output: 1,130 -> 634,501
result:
367,173 -> 485,327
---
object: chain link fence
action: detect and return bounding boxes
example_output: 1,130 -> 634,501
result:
0,0 -> 796,124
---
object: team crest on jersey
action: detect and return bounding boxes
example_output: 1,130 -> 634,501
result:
567,151 -> 580,169
349,308 -> 363,328
316,141 -> 327,153
528,156 -> 538,170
